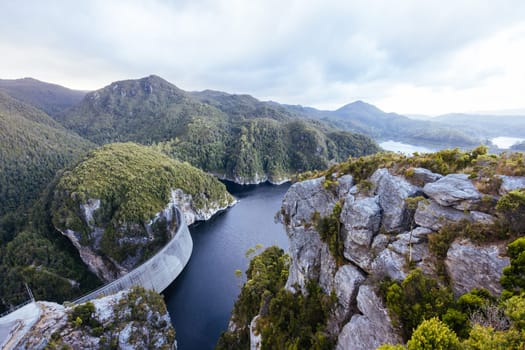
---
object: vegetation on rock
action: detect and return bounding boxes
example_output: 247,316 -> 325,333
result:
51,142 -> 233,268
46,287 -> 175,349
217,246 -> 336,350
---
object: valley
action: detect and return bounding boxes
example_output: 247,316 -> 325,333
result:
0,75 -> 525,349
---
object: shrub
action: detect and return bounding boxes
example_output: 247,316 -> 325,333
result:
496,190 -> 525,234
501,237 -> 525,298
314,202 -> 345,266
407,317 -> 460,350
385,269 -> 453,340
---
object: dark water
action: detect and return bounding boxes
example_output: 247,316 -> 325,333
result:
163,182 -> 290,350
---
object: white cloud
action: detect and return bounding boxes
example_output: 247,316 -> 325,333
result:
0,0 -> 524,114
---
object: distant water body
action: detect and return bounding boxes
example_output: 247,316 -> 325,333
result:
163,182 -> 290,350
491,136 -> 525,149
379,140 -> 434,155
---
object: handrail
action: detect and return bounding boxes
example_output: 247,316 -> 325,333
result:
0,299 -> 34,318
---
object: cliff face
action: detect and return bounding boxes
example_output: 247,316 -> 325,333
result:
14,287 -> 176,350
276,166 -> 517,349
58,187 -> 231,282
51,142 -> 234,283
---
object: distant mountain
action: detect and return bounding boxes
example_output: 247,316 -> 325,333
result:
0,77 -> 86,117
299,101 -> 482,148
60,75 -> 379,184
511,141 -> 525,151
0,91 -> 94,218
435,113 -> 525,139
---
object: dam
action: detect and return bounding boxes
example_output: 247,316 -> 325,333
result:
0,207 -> 193,348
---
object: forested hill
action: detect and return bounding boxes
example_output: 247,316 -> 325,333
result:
286,100 -> 482,148
0,91 -> 94,219
0,77 -> 86,118
58,75 -> 380,184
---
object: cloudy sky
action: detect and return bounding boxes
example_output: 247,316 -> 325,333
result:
1,0 -> 525,115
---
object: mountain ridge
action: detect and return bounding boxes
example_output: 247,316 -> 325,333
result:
55,75 -> 380,184
0,77 -> 86,117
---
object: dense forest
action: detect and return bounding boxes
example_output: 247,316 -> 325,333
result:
57,75 -> 380,182
51,142 -> 233,272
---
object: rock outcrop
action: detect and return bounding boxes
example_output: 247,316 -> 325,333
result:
445,239 -> 509,296
13,287 -> 176,350
499,175 -> 525,194
276,165 -> 516,349
336,285 -> 401,350
341,195 -> 381,270
371,169 -> 419,233
280,177 -> 338,293
423,174 -> 481,210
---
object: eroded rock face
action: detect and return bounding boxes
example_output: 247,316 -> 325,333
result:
414,199 -> 472,231
285,225 -> 338,294
279,177 -> 339,293
336,285 -> 401,350
423,174 -> 481,210
337,175 -> 355,199
274,167 -> 511,348
333,265 -> 366,325
15,289 -> 176,350
59,228 -> 125,281
341,196 -> 381,270
279,176 -> 336,227
169,188 -> 234,225
499,175 -> 525,195
371,168 -> 419,233
446,239 -> 510,296
250,316 -> 262,350
411,167 -> 443,185
60,188 -> 230,283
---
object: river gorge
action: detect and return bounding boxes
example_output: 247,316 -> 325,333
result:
163,182 -> 290,349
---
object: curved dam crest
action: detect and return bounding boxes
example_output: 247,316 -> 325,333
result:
0,207 -> 193,348
74,207 -> 193,304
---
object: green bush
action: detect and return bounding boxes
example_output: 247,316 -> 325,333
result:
501,237 -> 525,299
496,190 -> 525,234
385,269 -> 454,340
314,202 -> 345,266
407,317 -> 460,350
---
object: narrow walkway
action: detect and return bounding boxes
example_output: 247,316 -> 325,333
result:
0,302 -> 41,349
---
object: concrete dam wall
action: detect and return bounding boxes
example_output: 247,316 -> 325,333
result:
74,208 -> 193,304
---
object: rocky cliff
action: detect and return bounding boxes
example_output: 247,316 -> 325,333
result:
51,142 -> 234,282
222,149 -> 525,349
279,166 -> 516,349
13,287 -> 176,350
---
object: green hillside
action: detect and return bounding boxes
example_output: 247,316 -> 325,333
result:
51,142 -> 234,267
0,77 -> 86,118
59,75 -> 380,183
0,92 -> 94,220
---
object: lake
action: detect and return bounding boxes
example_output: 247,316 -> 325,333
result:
379,140 -> 435,155
163,182 -> 290,350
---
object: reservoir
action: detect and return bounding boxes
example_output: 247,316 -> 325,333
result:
379,140 -> 434,155
163,182 -> 290,350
